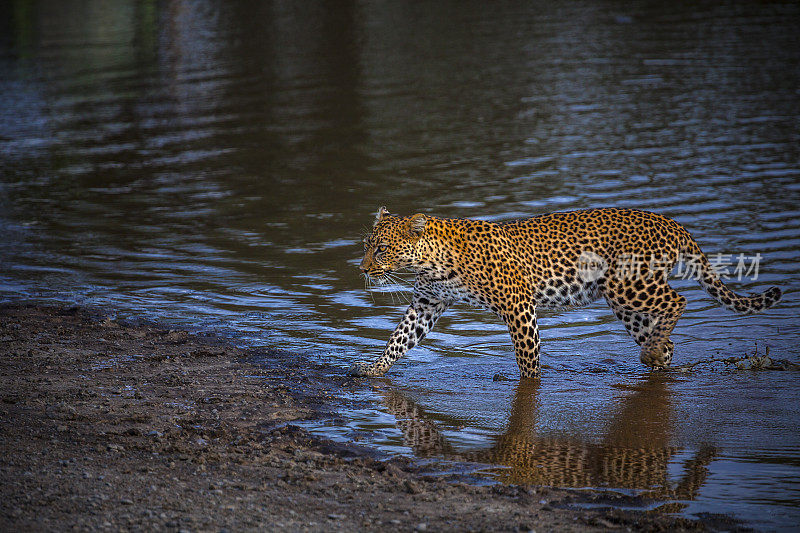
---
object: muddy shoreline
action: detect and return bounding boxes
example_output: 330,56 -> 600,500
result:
0,304 -> 745,532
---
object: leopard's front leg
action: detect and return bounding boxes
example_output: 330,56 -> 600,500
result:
350,295 -> 448,377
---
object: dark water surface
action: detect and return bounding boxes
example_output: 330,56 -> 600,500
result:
2,1 -> 799,529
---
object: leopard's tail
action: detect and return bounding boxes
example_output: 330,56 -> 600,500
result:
682,237 -> 781,315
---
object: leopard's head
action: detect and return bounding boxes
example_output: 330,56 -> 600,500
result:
360,206 -> 427,281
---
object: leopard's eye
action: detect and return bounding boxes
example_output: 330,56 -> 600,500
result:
375,244 -> 388,255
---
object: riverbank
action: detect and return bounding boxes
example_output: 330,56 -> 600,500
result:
0,304 -> 742,532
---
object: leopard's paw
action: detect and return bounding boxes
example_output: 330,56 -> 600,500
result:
349,362 -> 371,376
641,340 -> 674,369
349,362 -> 381,377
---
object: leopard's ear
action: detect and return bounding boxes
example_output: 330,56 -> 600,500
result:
407,213 -> 427,237
373,206 -> 390,227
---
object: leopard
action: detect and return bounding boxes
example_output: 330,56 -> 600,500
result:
350,206 -> 782,379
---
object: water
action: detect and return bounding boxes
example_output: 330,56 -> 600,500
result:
1,1 -> 799,529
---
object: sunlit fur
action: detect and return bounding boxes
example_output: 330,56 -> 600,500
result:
353,206 -> 782,379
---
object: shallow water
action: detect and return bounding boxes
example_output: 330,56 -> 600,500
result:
1,1 -> 799,529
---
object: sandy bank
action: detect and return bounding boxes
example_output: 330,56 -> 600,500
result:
0,304 -> 741,532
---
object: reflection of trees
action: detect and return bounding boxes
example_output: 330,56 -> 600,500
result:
0,0 -> 371,261
381,376 -> 716,503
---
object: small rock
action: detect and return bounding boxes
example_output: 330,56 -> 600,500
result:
594,518 -> 617,528
492,373 -> 508,382
328,513 -> 344,520
415,523 -> 428,532
403,479 -> 421,494
120,498 -> 133,505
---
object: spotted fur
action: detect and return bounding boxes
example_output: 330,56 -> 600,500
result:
351,206 -> 782,378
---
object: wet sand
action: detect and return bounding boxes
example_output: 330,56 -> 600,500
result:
0,304 -> 743,532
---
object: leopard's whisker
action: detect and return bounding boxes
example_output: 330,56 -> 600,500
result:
389,275 -> 411,292
383,273 -> 411,304
363,273 -> 375,304
387,273 -> 413,287
386,271 -> 409,284
390,279 -> 405,303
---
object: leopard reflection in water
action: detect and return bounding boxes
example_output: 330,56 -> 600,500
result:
381,375 -> 716,507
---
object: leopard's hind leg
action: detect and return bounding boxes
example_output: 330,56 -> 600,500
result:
611,307 -> 656,347
603,272 -> 686,369
501,301 -> 541,379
